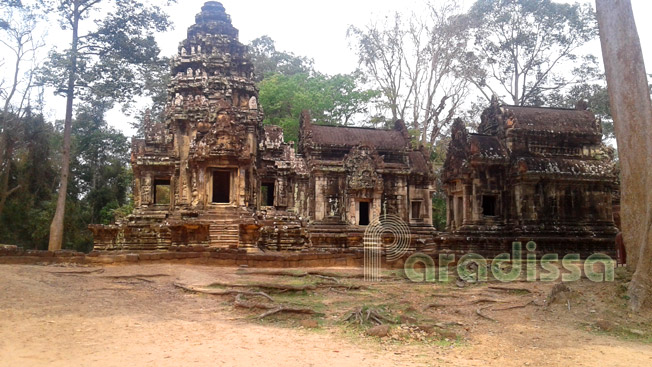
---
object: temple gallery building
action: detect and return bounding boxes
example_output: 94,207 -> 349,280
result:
90,2 -> 618,257
440,100 -> 618,256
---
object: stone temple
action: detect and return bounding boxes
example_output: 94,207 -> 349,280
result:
90,2 -> 618,258
89,2 -> 437,252
439,99 -> 618,256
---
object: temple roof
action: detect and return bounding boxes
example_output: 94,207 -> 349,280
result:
502,105 -> 599,135
306,124 -> 409,150
187,1 -> 238,39
469,133 -> 506,160
407,151 -> 431,174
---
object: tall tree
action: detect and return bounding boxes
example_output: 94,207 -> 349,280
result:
0,2 -> 44,219
596,0 -> 652,311
248,36 -> 314,82
70,101 -> 131,226
40,0 -> 171,250
463,0 -> 597,106
348,1 -> 469,146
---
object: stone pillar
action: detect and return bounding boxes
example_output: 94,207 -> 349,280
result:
463,184 -> 473,225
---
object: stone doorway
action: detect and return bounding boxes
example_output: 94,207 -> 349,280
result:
212,170 -> 231,203
359,201 -> 370,226
261,182 -> 275,207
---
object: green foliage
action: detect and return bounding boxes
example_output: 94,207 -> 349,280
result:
0,114 -> 58,249
549,82 -> 613,140
251,36 -> 378,142
431,194 -> 447,231
258,72 -> 379,142
127,56 -> 171,138
463,0 -> 598,106
39,0 -> 171,106
70,102 -> 131,225
0,104 -> 132,251
248,35 -> 314,82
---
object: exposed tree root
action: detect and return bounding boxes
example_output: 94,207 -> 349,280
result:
49,269 -> 105,275
237,270 -> 381,280
312,274 -> 340,283
432,293 -> 462,298
256,307 -> 316,319
208,281 -> 317,292
233,294 -> 316,319
423,298 -> 506,310
173,282 -> 274,301
476,305 -> 497,322
490,300 -> 535,311
488,286 -> 532,293
545,283 -> 572,310
102,274 -> 169,280
343,307 -> 395,325
316,283 -> 366,290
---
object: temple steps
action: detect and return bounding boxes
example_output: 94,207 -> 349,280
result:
208,223 -> 239,248
204,211 -> 241,247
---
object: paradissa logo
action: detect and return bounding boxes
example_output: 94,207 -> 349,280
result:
404,241 -> 615,283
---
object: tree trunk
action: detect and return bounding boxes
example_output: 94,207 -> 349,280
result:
0,140 -> 16,218
0,29 -> 25,220
596,0 -> 652,311
48,3 -> 80,251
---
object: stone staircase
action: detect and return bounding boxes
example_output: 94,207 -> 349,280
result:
208,222 -> 240,248
201,209 -> 241,249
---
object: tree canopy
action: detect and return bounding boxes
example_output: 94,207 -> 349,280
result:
258,71 -> 378,142
348,1 -> 470,147
462,0 -> 598,106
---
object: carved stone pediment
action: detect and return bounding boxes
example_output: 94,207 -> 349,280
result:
344,145 -> 384,191
191,116 -> 246,159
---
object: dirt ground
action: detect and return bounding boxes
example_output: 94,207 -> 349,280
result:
1,263 -> 651,367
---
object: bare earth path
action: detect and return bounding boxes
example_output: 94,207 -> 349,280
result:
1,264 -> 651,367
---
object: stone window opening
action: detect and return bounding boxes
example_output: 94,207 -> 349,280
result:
482,195 -> 497,217
261,182 -> 275,207
358,201 -> 370,226
411,200 -> 422,221
212,170 -> 231,203
154,179 -> 171,205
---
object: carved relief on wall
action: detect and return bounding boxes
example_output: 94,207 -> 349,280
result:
343,145 -> 384,191
141,176 -> 152,205
133,178 -> 141,207
191,114 -> 246,158
327,196 -> 340,217
144,118 -> 172,147
191,169 -> 199,206
248,96 -> 258,110
276,178 -> 288,207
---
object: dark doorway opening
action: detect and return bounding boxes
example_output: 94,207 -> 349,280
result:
411,201 -> 422,220
482,195 -> 497,216
154,179 -> 171,205
359,201 -> 370,226
212,171 -> 231,203
261,182 -> 275,206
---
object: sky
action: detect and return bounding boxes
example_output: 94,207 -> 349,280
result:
17,0 -> 652,136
